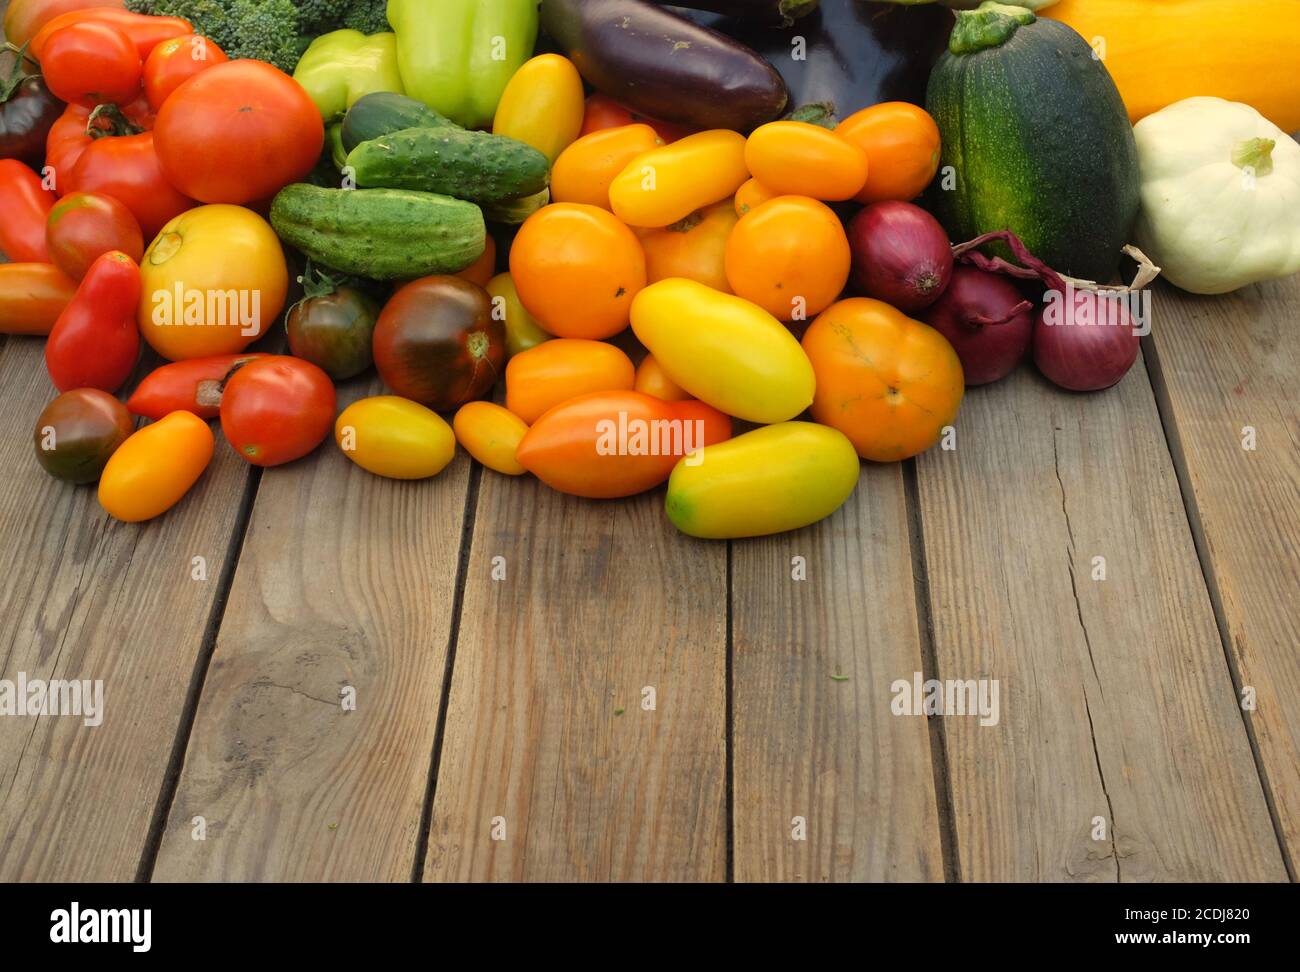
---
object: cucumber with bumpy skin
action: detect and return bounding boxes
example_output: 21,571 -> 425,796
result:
340,92 -> 460,154
270,185 -> 485,281
346,127 -> 550,205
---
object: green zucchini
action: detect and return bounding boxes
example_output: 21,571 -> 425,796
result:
340,92 -> 460,154
270,185 -> 485,281
925,2 -> 1140,281
346,127 -> 550,205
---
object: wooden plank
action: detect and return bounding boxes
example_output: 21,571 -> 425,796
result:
915,361 -> 1287,881
731,464 -> 945,881
424,477 -> 728,882
0,338 -> 255,881
151,377 -> 471,881
1144,276 -> 1300,875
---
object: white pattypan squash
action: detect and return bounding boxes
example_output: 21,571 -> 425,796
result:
1133,97 -> 1300,295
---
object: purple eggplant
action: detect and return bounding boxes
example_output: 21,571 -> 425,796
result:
656,0 -> 820,27
682,0 -> 952,118
540,0 -> 789,132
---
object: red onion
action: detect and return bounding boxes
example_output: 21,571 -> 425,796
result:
925,267 -> 1034,385
848,201 -> 953,313
1033,286 -> 1140,392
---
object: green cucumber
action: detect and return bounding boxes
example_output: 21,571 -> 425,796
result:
481,188 -> 550,226
346,127 -> 550,205
340,92 -> 460,154
925,2 -> 1140,281
270,185 -> 485,281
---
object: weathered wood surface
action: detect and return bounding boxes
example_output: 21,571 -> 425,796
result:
731,464 -> 946,882
152,377 -> 472,881
1145,276 -> 1300,877
0,339 -> 255,881
424,478 -> 728,882
914,359 -> 1287,881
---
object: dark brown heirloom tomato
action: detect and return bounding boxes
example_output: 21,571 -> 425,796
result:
286,267 -> 380,381
33,388 -> 135,484
372,276 -> 504,412
0,69 -> 64,169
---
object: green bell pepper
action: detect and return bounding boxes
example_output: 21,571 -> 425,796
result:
293,30 -> 406,122
387,0 -> 539,130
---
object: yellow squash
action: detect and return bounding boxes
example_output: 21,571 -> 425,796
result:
1044,0 -> 1300,133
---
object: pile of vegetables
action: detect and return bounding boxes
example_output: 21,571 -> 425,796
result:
2,0 -> 1298,540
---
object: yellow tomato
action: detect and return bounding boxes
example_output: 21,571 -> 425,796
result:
138,204 -> 288,361
335,396 -> 456,480
638,200 -> 737,293
505,338 -> 636,424
493,54 -> 585,164
552,124 -> 661,210
609,130 -> 750,228
630,279 -> 815,424
744,121 -> 869,202
665,422 -> 861,539
634,354 -> 690,401
486,272 -> 552,356
98,411 -> 214,523
453,401 -> 529,476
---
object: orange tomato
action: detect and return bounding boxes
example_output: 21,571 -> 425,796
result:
835,102 -> 941,204
734,177 -> 778,217
515,390 -> 730,499
744,121 -> 868,202
802,298 -> 964,462
453,401 -> 529,476
97,410 -> 214,522
551,124 -> 661,210
724,196 -> 851,321
456,234 -> 497,288
638,200 -> 737,293
505,338 -> 635,424
509,203 -> 647,339
634,354 -> 690,402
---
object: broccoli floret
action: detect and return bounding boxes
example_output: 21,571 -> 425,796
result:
125,0 -> 391,73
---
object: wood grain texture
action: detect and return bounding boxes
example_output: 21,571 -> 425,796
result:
1145,276 -> 1300,875
425,477 -> 727,882
731,464 -> 945,881
0,339 -> 255,881
151,378 -> 471,881
914,362 -> 1287,882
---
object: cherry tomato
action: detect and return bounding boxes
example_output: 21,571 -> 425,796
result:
154,60 -> 324,205
285,266 -> 378,381
455,235 -> 496,288
373,276 -> 505,411
143,33 -> 228,112
46,191 -> 144,280
505,338 -> 636,424
40,22 -> 142,107
98,411 -> 214,523
220,356 -> 337,467
33,388 -> 135,484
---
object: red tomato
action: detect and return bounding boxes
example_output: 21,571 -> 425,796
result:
154,60 -> 324,205
45,250 -> 141,394
143,33 -> 228,112
128,353 -> 266,420
30,7 -> 191,62
580,94 -> 696,144
46,192 -> 144,280
40,22 -> 142,107
219,356 -> 337,466
47,99 -> 195,240
0,159 -> 57,262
